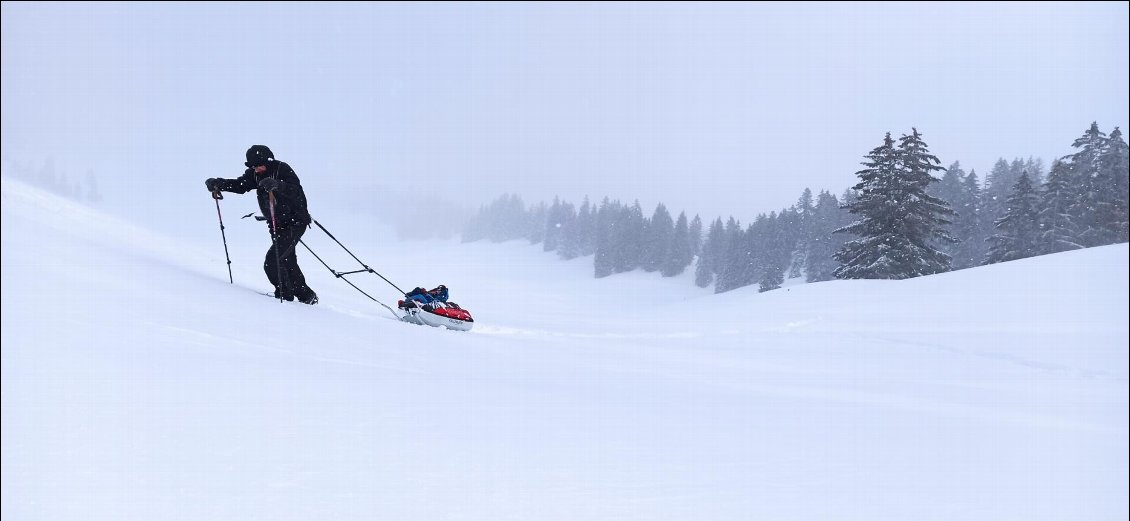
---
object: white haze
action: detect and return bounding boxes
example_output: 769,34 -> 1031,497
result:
2,2 -> 1128,230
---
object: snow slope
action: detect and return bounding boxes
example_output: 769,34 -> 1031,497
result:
2,175 -> 1127,521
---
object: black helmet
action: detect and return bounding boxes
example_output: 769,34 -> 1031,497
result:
245,145 -> 274,167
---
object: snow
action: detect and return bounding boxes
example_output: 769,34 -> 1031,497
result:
2,174 -> 1128,520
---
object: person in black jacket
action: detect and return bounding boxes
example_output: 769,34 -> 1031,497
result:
205,145 -> 318,304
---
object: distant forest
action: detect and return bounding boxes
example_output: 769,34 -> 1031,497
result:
3,157 -> 103,204
464,122 -> 1127,293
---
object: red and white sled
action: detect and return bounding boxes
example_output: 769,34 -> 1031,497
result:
397,300 -> 474,332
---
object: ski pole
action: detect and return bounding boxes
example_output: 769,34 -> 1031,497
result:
268,192 -> 285,303
212,191 -> 233,284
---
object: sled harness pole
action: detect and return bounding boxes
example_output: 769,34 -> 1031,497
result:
297,238 -> 401,320
298,218 -> 403,319
236,213 -> 404,317
211,190 -> 233,284
268,192 -> 284,303
311,218 -> 407,295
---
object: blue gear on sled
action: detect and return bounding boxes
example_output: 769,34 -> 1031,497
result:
397,285 -> 474,331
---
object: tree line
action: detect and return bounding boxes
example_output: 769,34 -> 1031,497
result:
462,122 -> 1128,293
3,157 -> 103,203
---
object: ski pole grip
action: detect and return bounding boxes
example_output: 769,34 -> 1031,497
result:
212,190 -> 224,200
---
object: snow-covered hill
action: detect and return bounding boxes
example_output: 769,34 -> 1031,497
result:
2,175 -> 1127,521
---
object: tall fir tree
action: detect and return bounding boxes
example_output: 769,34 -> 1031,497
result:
694,218 -> 724,288
474,193 -> 527,243
733,218 -> 762,290
688,214 -> 704,257
1037,160 -> 1083,254
949,169 -> 990,269
593,198 -> 619,278
929,161 -> 966,215
543,197 -> 563,251
834,129 -> 955,279
462,203 -> 488,243
608,201 -> 646,274
641,203 -> 674,272
1093,127 -> 1130,244
1024,156 -> 1045,186
1064,122 -> 1109,247
526,201 -> 548,245
556,202 -> 581,260
777,207 -> 802,280
805,191 -> 848,282
986,172 -> 1042,263
577,197 -> 596,256
984,158 -> 1015,226
789,188 -> 815,279
713,217 -> 744,292
662,212 -> 694,277
759,212 -> 790,292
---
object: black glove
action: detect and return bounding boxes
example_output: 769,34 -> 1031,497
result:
258,177 -> 281,192
205,178 -> 221,192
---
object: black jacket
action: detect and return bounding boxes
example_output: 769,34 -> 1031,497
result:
216,161 -> 311,230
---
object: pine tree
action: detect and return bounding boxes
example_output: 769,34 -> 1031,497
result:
949,169 -> 990,269
1093,127 -> 1130,244
593,198 -> 619,278
986,172 -> 1041,263
577,197 -> 596,256
662,212 -> 694,277
714,217 -> 744,292
695,218 -> 724,288
1037,160 -> 1083,254
526,201 -> 547,244
556,202 -> 581,260
641,203 -> 674,272
606,201 -> 646,274
1064,122 -> 1109,247
789,188 -> 815,279
543,197 -> 563,251
732,218 -> 761,290
462,203 -> 488,243
929,161 -> 966,215
688,214 -> 703,257
759,212 -> 789,292
1025,156 -> 1045,186
834,129 -> 955,279
805,191 -> 847,282
777,207 -> 801,280
466,193 -> 529,243
984,158 -> 1015,225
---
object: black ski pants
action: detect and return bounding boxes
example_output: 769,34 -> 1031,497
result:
264,225 -> 315,301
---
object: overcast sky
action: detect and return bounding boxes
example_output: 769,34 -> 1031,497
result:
2,2 -> 1127,224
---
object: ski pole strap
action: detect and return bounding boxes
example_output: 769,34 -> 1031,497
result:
212,191 -> 223,200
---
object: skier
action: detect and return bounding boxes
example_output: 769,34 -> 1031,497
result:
205,145 -> 318,304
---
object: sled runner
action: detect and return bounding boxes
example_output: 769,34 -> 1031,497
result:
397,299 -> 475,331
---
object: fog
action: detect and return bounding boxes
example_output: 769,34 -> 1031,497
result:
3,2 -> 1127,234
